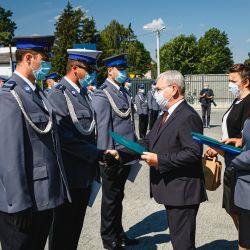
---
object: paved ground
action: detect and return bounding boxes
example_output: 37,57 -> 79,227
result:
73,108 -> 238,250
9,107 -> 236,250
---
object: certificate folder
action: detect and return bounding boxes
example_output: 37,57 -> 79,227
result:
111,131 -> 148,155
192,132 -> 243,155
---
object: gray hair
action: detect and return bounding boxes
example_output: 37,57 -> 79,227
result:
156,70 -> 185,95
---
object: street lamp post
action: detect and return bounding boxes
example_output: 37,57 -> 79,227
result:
143,18 -> 166,77
156,26 -> 165,76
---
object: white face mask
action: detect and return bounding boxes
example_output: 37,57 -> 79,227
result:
154,88 -> 172,110
228,81 -> 242,97
139,89 -> 145,94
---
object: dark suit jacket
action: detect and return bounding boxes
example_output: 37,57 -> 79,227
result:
48,78 -> 101,188
139,100 -> 207,206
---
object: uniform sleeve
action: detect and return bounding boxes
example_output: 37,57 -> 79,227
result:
0,92 -> 32,212
147,91 -> 152,110
231,150 -> 250,170
157,113 -> 203,173
135,95 -> 141,114
92,91 -> 114,150
47,89 -> 101,165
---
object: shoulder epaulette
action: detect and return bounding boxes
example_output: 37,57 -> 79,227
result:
2,81 -> 16,91
55,84 -> 66,91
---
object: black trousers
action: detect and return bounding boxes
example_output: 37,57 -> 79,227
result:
165,204 -> 199,250
149,110 -> 159,130
0,209 -> 52,250
201,105 -> 211,126
100,164 -> 131,247
49,188 -> 90,250
139,114 -> 149,138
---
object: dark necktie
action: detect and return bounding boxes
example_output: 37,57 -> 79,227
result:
120,87 -> 128,100
160,111 -> 169,128
34,87 -> 42,99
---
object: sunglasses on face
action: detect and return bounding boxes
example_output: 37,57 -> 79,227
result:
76,64 -> 96,74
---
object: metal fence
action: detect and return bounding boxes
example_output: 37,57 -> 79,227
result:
131,74 -> 234,107
184,74 -> 234,107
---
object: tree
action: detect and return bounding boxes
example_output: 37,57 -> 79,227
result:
160,34 -> 198,75
79,17 -> 99,44
0,5 -> 16,46
127,40 -> 151,75
196,28 -> 233,73
51,2 -> 85,77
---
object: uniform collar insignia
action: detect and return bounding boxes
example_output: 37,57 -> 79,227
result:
24,85 -> 31,93
71,90 -> 77,96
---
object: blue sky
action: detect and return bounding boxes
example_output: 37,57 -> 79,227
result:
1,0 -> 250,63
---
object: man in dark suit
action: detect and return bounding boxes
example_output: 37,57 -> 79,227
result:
47,48 -> 116,250
112,70 -> 207,250
0,36 -> 71,250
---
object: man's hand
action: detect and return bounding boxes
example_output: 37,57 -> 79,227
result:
222,138 -> 242,147
206,147 -> 223,157
100,151 -> 120,176
141,152 -> 158,167
104,150 -> 120,160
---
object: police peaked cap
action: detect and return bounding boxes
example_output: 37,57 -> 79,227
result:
13,35 -> 55,56
67,48 -> 102,64
103,53 -> 129,68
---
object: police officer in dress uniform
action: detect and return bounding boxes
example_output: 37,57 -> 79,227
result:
92,54 -> 139,250
44,72 -> 59,93
135,84 -> 149,138
0,36 -> 71,250
123,78 -> 132,97
147,81 -> 160,130
47,48 -> 115,250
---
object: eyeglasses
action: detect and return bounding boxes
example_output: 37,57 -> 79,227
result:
155,85 -> 173,93
76,64 -> 96,74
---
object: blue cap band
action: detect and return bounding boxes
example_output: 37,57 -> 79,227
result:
105,59 -> 127,67
68,54 -> 96,63
16,42 -> 50,50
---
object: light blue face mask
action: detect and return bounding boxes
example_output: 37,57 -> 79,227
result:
32,61 -> 51,81
115,70 -> 128,84
79,71 -> 96,89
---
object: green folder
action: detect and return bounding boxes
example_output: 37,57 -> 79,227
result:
192,132 -> 244,155
110,131 -> 148,154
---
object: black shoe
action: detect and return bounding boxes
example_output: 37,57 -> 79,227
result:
103,241 -> 125,250
119,236 -> 139,246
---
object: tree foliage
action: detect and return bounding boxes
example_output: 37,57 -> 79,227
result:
79,17 -> 99,44
0,5 -> 16,46
160,34 -> 198,75
196,28 -> 233,73
160,28 -> 233,75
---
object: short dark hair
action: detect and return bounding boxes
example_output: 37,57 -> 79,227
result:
15,48 -> 48,64
66,59 -> 88,73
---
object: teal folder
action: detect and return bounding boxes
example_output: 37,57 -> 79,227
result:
110,131 -> 148,154
192,132 -> 243,155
